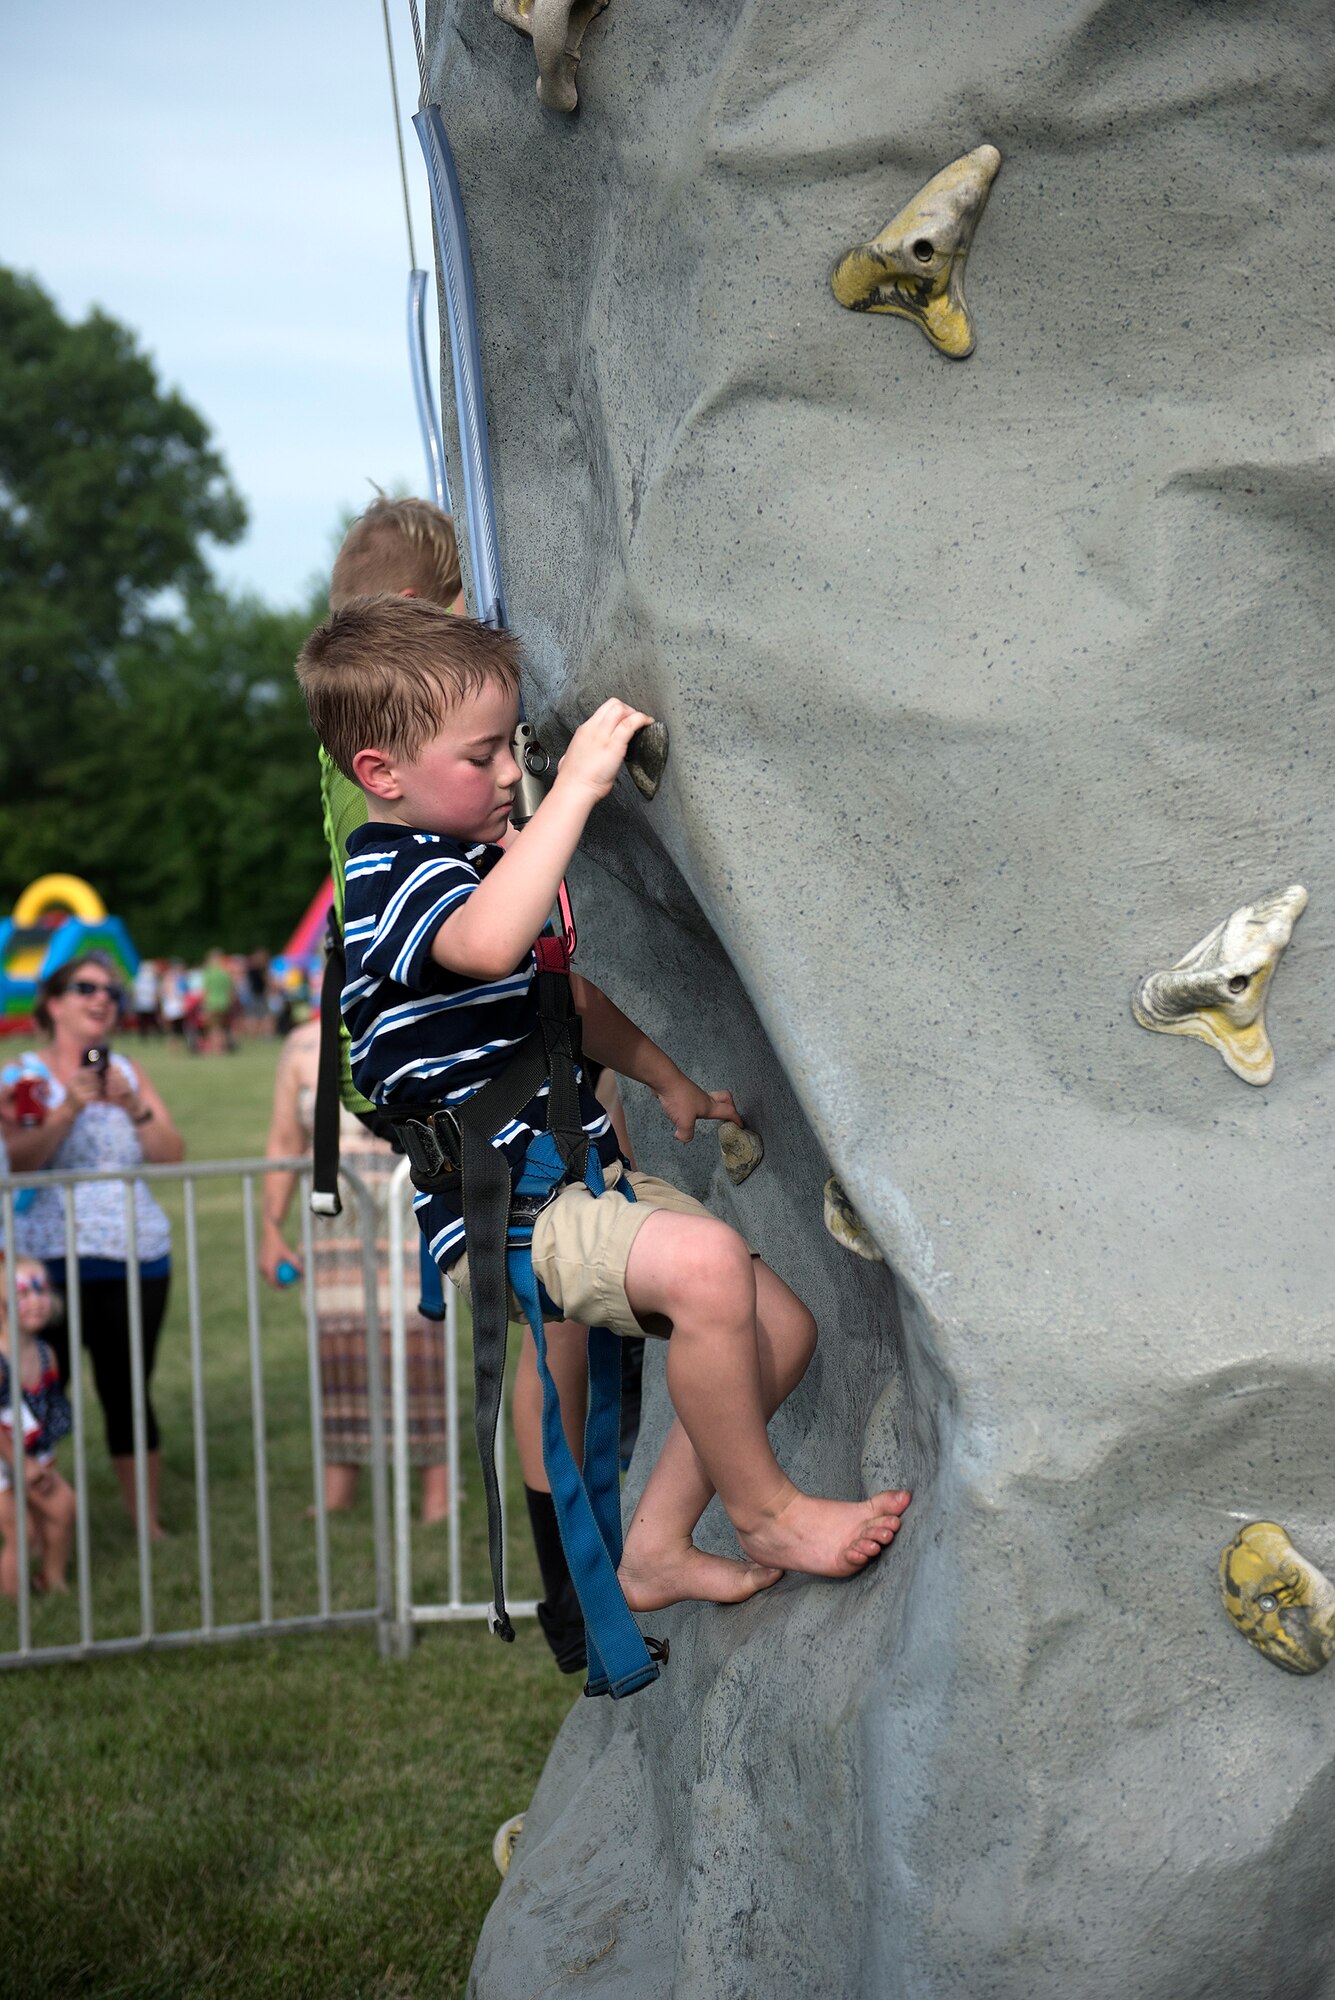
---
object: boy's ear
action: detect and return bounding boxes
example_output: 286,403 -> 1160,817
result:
351,747 -> 402,800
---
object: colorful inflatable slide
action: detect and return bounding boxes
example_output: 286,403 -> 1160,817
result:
0,876 -> 138,1034
268,876 -> 332,1000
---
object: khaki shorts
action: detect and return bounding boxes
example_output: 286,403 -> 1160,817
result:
447,1162 -> 749,1339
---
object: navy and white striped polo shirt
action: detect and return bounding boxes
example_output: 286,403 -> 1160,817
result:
341,821 -> 618,1268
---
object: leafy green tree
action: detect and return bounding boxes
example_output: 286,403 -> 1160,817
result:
3,584 -> 332,961
0,266 -> 246,790
0,267 -> 339,957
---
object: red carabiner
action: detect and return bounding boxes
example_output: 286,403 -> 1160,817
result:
557,880 -> 577,959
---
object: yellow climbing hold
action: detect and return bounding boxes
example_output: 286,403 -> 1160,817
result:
831,145 -> 1001,358
1133,885 -> 1307,1086
492,1812 -> 525,1876
1220,1521 -> 1335,1675
823,1177 -> 882,1262
719,1121 -> 764,1186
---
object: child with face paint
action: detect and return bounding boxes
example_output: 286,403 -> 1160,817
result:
0,1256 -> 76,1598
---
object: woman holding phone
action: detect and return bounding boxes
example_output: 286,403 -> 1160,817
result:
0,953 -> 183,1537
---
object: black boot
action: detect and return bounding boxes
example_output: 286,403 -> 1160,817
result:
525,1485 -> 587,1674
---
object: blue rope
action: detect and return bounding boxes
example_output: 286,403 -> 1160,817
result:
418,1235 -> 445,1322
507,1133 -> 660,1699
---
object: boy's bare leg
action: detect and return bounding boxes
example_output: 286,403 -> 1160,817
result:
513,1318 -> 588,1488
620,1258 -> 815,1609
619,1212 -> 909,1609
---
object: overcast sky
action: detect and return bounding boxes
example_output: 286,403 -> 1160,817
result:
4,0 -> 440,607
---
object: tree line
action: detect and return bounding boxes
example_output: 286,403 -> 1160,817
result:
0,267 -> 332,959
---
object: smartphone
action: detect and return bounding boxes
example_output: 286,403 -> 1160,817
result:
82,1044 -> 111,1093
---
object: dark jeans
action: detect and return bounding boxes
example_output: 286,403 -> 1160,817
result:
47,1271 -> 170,1457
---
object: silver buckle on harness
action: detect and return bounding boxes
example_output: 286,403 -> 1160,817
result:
509,1184 -> 563,1232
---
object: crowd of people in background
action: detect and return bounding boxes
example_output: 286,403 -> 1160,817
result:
123,947 -> 317,1051
0,934 -> 450,1602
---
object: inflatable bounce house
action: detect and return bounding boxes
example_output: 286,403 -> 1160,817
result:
0,876 -> 138,1035
269,877 -> 331,1006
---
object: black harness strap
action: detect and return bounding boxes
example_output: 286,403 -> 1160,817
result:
536,967 -> 591,1181
311,913 -> 345,1217
375,943 -> 592,1642
454,1029 -> 548,1640
447,953 -> 590,1640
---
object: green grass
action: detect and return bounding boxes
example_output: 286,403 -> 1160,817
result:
0,1036 -> 577,1998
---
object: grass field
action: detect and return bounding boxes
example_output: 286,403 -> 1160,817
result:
0,1036 -> 577,1999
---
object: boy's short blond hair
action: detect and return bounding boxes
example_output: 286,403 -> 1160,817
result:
330,497 -> 463,610
296,595 -> 521,779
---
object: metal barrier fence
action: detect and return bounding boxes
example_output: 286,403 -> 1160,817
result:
385,1155 -> 536,1649
0,1155 -> 533,1672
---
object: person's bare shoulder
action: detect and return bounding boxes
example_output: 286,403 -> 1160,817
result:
279,1018 -> 321,1085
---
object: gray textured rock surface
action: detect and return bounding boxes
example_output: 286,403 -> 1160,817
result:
421,3 -> 1335,1993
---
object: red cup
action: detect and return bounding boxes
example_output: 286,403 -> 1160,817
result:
12,1076 -> 48,1127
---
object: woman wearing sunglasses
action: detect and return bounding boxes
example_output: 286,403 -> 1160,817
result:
0,953 -> 182,1538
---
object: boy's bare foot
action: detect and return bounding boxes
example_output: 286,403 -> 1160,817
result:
619,1535 -> 783,1613
738,1486 -> 911,1579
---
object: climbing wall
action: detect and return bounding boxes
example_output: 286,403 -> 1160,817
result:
420,2 -> 1335,1993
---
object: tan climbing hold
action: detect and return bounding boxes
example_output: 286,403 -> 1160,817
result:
1220,1522 -> 1335,1675
1133,885 -> 1307,1086
831,145 -> 1001,358
626,719 -> 669,801
719,1121 -> 764,1186
494,0 -> 608,113
823,1176 -> 882,1261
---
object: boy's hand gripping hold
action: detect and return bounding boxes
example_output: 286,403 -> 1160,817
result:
431,699 -> 653,983
558,700 -> 656,805
657,1079 -> 741,1144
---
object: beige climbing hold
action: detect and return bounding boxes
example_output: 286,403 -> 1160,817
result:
823,1176 -> 882,1261
1133,884 -> 1308,1086
831,145 -> 1001,358
492,1811 -> 525,1875
719,1121 -> 764,1185
493,0 -> 608,113
1220,1522 -> 1335,1675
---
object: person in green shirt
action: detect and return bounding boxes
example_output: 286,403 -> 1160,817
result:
200,950 -> 236,1054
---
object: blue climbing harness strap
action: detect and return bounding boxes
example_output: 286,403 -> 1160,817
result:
505,1130 -> 661,1699
418,1237 -> 445,1322
385,928 -> 663,1694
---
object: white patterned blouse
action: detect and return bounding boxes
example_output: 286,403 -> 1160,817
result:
11,1054 -> 172,1268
